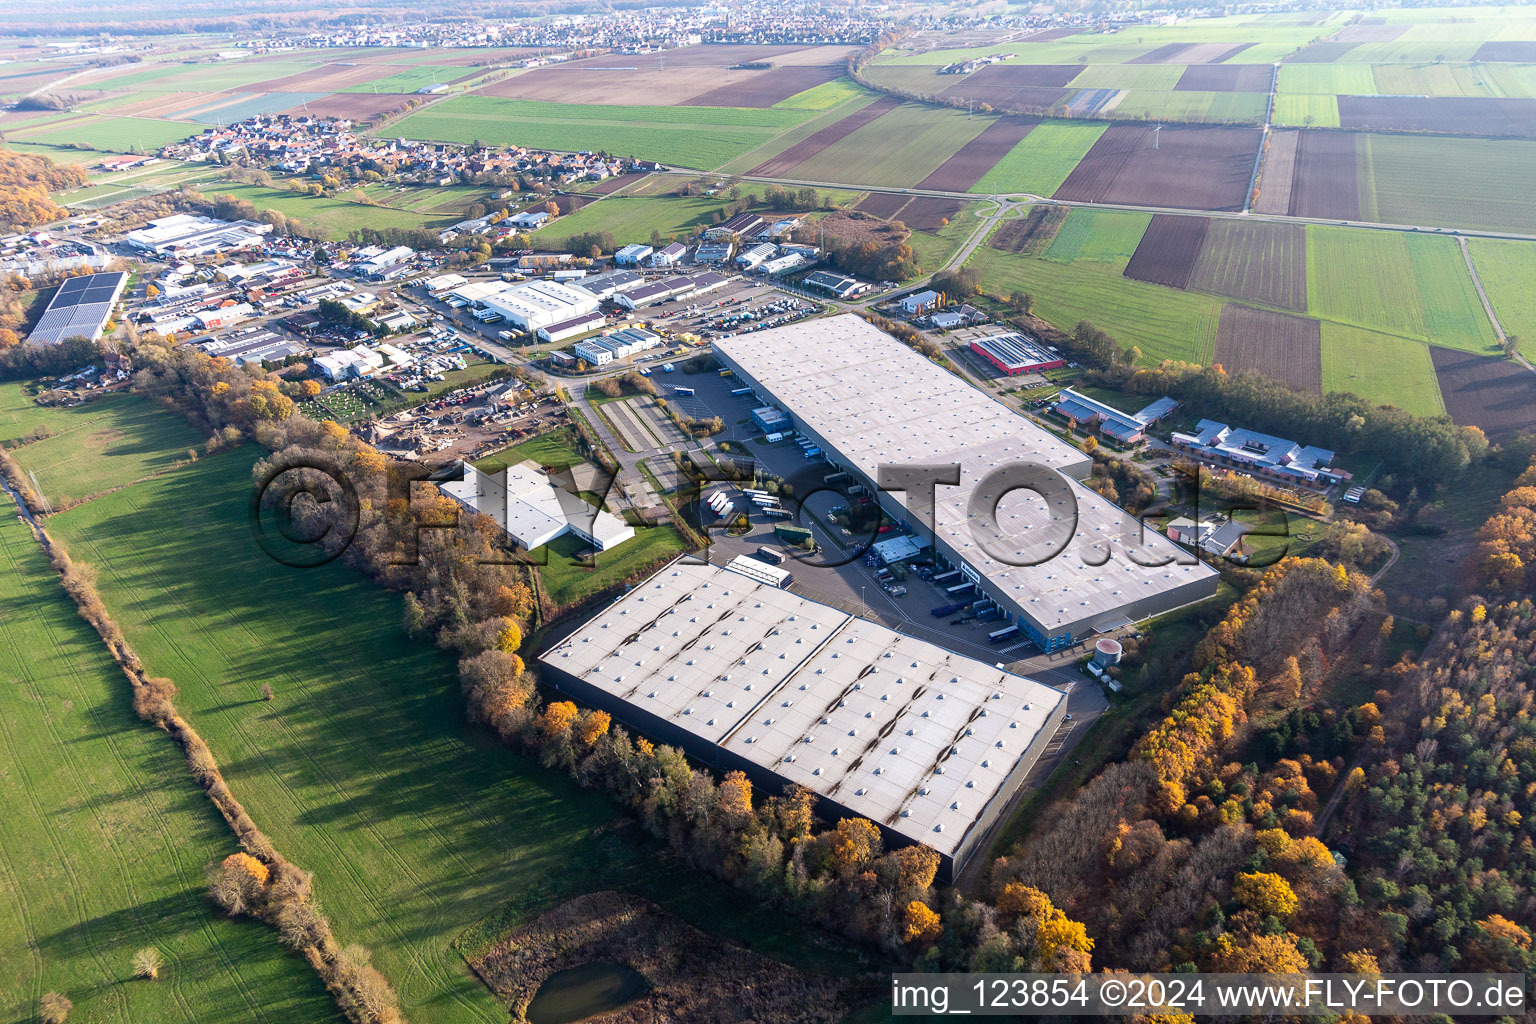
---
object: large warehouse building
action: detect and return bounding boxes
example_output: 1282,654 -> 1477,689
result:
540,560 -> 1066,880
714,315 -> 1219,651
449,278 -> 600,333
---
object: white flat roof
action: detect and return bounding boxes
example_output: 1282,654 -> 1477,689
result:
714,315 -> 1217,634
541,561 -> 1065,859
441,460 -> 630,551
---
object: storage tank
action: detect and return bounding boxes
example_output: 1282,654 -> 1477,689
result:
1093,637 -> 1123,667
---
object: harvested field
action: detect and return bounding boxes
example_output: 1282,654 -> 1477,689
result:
1123,214 -> 1209,289
988,205 -> 1068,254
255,62 -> 399,92
469,892 -> 872,1024
286,91 -> 415,120
747,96 -> 900,176
1024,27 -> 1082,41
1053,123 -> 1258,211
1288,130 -> 1358,220
1431,347 -> 1536,439
1286,41 -> 1361,63
1175,64 -> 1272,92
1213,304 -> 1322,393
687,64 -> 845,108
1129,42 -> 1253,64
1127,43 -> 1193,64
853,192 -> 910,218
1253,128 -> 1299,215
583,172 -> 646,195
897,196 -> 963,230
772,102 -> 990,187
1189,219 -> 1307,311
936,65 -> 1077,111
915,117 -> 1035,191
551,194 -> 591,216
1337,95 -> 1536,137
575,44 -> 804,67
1474,42 -> 1536,62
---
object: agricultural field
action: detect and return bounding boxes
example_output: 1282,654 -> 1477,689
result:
721,90 -> 887,175
1432,345 -> 1536,440
968,120 -> 1108,196
1468,238 -> 1536,359
387,95 -> 815,170
194,180 -> 463,239
3,114 -> 200,154
904,205 -> 981,272
43,448 -> 802,1024
966,244 -> 1222,365
1213,305 -> 1322,394
1187,219 -> 1308,312
531,194 -> 748,249
1319,324 -> 1445,417
1271,93 -> 1340,127
338,66 -> 468,93
1107,89 -> 1267,123
1357,133 -> 1536,234
1044,208 -> 1150,264
0,501 -> 341,1024
1305,227 -> 1494,352
769,102 -> 994,188
1052,123 -> 1258,211
0,386 -> 207,509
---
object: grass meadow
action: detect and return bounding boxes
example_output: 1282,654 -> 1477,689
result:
7,115 -> 200,153
1319,323 -> 1445,417
532,194 -> 738,247
1468,238 -> 1536,360
0,386 -> 207,509
0,499 -> 340,1024
196,181 -> 460,238
1042,208 -> 1150,264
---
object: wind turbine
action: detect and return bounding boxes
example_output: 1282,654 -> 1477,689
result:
1152,124 -> 1161,150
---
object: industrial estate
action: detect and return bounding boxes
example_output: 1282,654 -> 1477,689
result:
3,0 -> 1536,1022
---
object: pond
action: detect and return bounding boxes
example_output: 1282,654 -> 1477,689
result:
525,961 -> 650,1024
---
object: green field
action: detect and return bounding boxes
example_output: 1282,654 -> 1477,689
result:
1319,323 -> 1445,417
1469,238 -> 1536,360
968,120 -> 1107,196
538,525 -> 691,608
388,96 -> 814,170
774,103 -> 992,187
475,426 -> 586,470
772,77 -> 869,111
905,205 -> 981,273
1108,90 -> 1267,124
1299,228 -> 1499,354
1042,208 -> 1150,264
1371,61 -> 1536,98
1271,93 -> 1340,127
716,91 -> 884,175
0,500 -> 340,1024
966,245 -> 1221,364
339,66 -> 464,93
197,180 -> 461,238
40,445 -> 796,1023
1359,133 -> 1536,234
8,114 -> 200,153
1,387 -> 207,509
532,194 -> 737,248
1276,63 -> 1375,95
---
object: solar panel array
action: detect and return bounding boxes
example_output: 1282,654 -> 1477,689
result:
29,272 -> 128,345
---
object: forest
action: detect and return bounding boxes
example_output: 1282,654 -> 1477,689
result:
0,148 -> 87,229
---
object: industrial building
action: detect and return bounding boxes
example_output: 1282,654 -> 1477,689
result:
539,560 -> 1067,880
1170,419 -> 1344,491
440,460 -> 635,552
1052,388 -> 1178,445
27,271 -> 127,345
449,278 -> 600,332
969,332 -> 1064,376
124,214 -> 272,257
714,315 -> 1219,651
537,311 -> 607,343
614,243 -> 654,266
